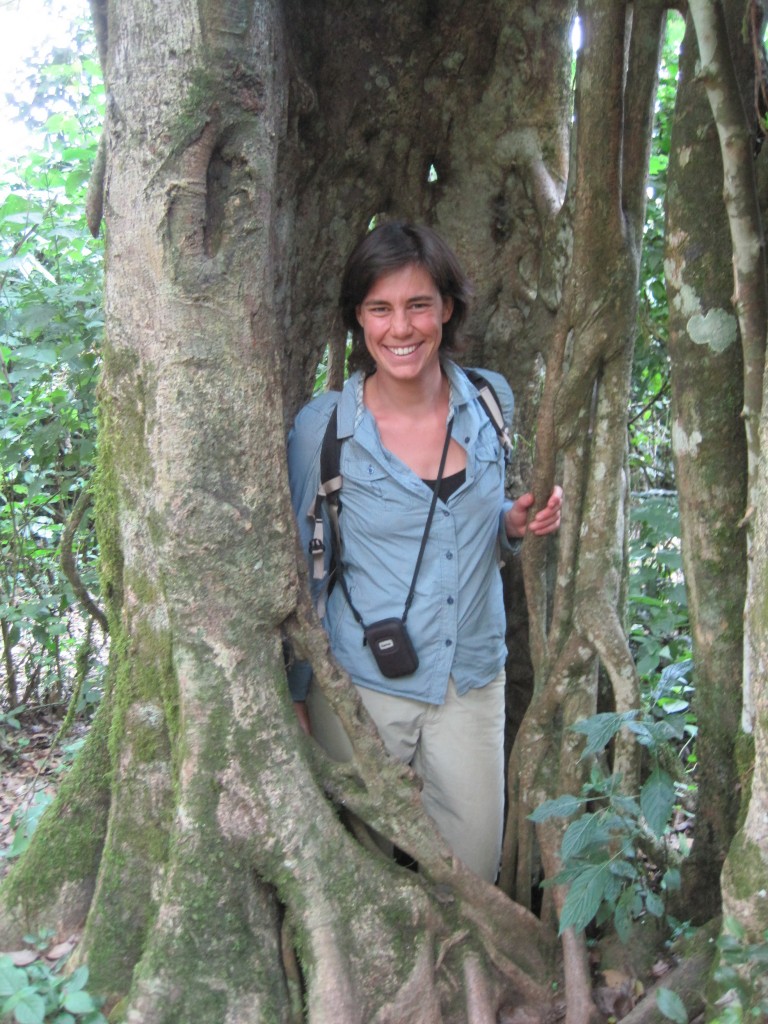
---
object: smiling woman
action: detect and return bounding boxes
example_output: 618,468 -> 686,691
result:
287,219 -> 563,883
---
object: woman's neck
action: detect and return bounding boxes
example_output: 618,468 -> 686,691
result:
364,362 -> 448,420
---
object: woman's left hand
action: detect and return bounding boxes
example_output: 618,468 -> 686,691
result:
505,485 -> 563,539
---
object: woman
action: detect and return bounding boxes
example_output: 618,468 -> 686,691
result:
288,221 -> 561,882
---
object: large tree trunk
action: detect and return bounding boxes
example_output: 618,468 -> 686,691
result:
3,0 -> 563,1020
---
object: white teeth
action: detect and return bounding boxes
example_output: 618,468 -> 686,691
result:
389,345 -> 418,356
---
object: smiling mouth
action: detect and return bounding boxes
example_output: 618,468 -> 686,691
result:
387,344 -> 420,356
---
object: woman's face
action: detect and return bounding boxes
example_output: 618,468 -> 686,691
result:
356,263 -> 453,385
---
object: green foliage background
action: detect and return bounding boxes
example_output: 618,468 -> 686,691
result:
1,15 -> 104,711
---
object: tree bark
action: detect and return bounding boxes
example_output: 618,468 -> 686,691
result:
665,10 -> 747,924
499,5 -> 666,1022
687,0 -> 768,975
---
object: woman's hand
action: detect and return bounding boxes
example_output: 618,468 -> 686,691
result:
505,485 -> 563,539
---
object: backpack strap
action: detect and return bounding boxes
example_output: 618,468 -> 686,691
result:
307,405 -> 342,584
464,369 -> 514,464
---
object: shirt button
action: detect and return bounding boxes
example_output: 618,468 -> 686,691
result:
445,639 -> 453,647
442,509 -> 450,517
464,436 -> 470,443
446,551 -> 453,560
447,596 -> 454,605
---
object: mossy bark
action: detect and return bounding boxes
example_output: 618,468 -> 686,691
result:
0,693 -> 111,945
685,0 -> 768,987
664,12 -> 748,923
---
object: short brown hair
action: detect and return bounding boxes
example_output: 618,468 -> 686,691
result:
340,221 -> 473,375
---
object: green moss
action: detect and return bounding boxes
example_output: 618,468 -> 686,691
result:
733,731 -> 755,831
93,424 -> 124,624
169,68 -> 217,151
723,831 -> 768,906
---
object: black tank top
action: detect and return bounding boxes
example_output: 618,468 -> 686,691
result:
422,469 -> 466,502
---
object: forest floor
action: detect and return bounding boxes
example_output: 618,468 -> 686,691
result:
0,710 -> 87,882
0,712 -> 714,1022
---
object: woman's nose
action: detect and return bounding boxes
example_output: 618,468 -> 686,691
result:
390,307 -> 412,337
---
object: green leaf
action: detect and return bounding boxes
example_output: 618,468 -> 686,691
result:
571,711 -> 638,757
608,858 -> 637,880
63,990 -> 96,1013
561,813 -> 611,861
614,885 -> 639,944
13,344 -> 59,365
662,867 -> 681,891
645,890 -> 665,918
528,794 -> 582,822
4,986 -> 46,1024
640,768 -> 675,837
63,966 -> 89,994
558,863 -> 610,934
0,958 -> 28,997
656,987 -> 688,1024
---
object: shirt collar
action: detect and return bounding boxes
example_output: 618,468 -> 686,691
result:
336,359 -> 479,440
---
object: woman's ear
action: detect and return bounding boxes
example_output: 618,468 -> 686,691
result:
441,296 -> 454,323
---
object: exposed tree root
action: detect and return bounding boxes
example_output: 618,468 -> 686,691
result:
618,922 -> 719,1024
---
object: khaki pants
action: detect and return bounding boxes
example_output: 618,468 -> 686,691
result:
307,669 -> 506,882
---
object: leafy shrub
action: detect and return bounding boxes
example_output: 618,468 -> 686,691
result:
1,17 -> 105,710
629,496 -> 690,680
530,688 -> 693,938
709,918 -> 768,1023
0,953 -> 106,1024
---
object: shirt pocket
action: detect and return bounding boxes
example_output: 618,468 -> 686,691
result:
471,438 -> 503,487
341,450 -> 420,512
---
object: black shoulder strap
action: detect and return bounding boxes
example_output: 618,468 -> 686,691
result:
307,405 -> 342,586
320,405 -> 341,494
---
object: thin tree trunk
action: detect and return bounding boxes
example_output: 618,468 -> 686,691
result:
665,11 -> 747,923
688,0 -> 768,954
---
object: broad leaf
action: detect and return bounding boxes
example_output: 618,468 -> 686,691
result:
571,711 -> 638,757
656,987 -> 688,1024
561,813 -> 611,861
640,767 -> 675,837
528,794 -> 582,822
558,863 -> 610,934
3,986 -> 46,1024
63,990 -> 96,1013
0,958 -> 27,997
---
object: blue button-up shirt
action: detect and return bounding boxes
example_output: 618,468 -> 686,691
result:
287,360 -> 517,704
